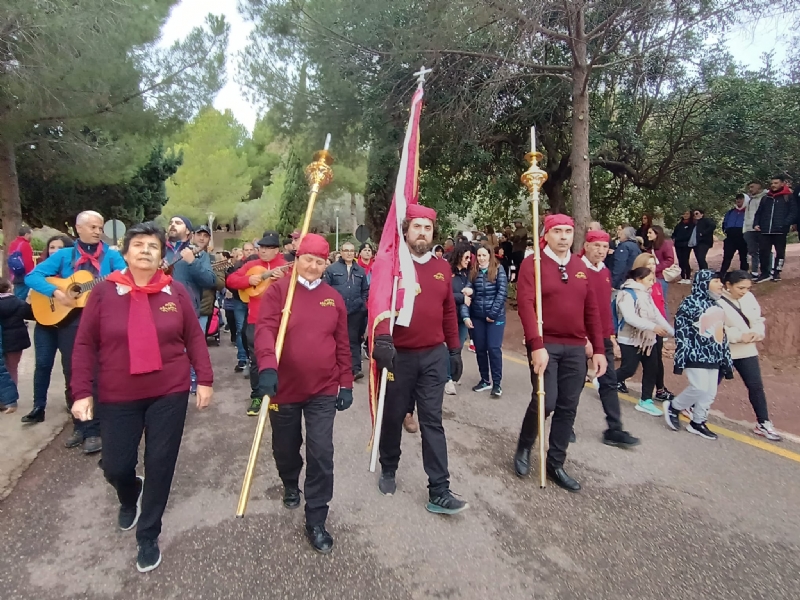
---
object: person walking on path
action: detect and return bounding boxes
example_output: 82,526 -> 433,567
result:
70,222 -> 214,573
445,243 -> 472,396
463,245 -> 508,398
719,194 -> 749,276
718,271 -> 780,441
227,242 -> 256,373
663,270 -> 733,440
510,219 -> 528,280
254,233 -> 353,554
647,225 -> 675,303
611,226 -> 641,289
744,181 -> 767,277
753,175 -> 797,283
7,226 -> 35,301
615,266 -> 674,417
513,214 -> 607,492
672,210 -> 695,283
323,241 -> 369,381
24,211 -> 126,454
0,277 -> 34,388
690,209 -> 716,271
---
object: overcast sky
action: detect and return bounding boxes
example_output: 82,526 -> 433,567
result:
157,0 -> 792,133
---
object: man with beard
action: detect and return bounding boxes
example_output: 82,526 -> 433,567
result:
284,230 -> 300,263
194,225 -> 226,335
371,204 -> 468,515
754,175 -> 797,283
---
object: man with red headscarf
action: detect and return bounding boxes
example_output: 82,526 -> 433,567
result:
513,214 -> 607,492
254,233 -> 354,555
581,230 -> 639,449
371,204 -> 468,515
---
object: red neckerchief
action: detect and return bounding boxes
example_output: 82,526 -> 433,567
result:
75,244 -> 103,272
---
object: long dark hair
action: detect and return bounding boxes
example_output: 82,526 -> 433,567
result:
470,245 -> 499,283
628,266 -> 652,281
650,225 -> 667,250
41,234 -> 74,261
724,270 -> 752,286
448,242 -> 472,275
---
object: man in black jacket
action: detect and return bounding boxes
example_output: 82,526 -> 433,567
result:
691,208 -> 716,271
754,175 -> 798,283
323,242 -> 369,379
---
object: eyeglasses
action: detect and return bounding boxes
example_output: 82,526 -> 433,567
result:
558,264 -> 568,283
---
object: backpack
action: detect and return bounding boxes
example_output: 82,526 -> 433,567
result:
7,250 -> 26,278
614,288 -> 638,335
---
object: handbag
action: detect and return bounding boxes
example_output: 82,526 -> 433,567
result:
662,247 -> 681,283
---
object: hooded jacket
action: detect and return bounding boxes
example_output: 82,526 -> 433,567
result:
611,239 -> 641,289
673,270 -> 733,376
743,190 -> 766,232
753,185 -> 797,234
671,219 -> 695,247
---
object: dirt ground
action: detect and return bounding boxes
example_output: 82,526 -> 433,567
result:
505,240 -> 800,437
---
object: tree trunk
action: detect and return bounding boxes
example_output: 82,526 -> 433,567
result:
569,2 -> 591,250
543,176 -> 567,214
350,192 -> 358,235
0,137 -> 22,277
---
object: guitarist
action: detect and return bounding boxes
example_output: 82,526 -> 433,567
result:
227,231 -> 287,416
23,210 -> 126,455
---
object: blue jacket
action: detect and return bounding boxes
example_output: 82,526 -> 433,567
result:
451,268 -> 470,319
611,240 -> 641,289
166,242 -> 217,316
323,258 -> 369,315
722,207 -> 745,232
461,267 -> 508,322
25,243 -> 127,297
0,325 -> 19,407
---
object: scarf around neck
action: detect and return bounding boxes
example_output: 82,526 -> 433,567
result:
106,269 -> 173,375
75,241 -> 103,273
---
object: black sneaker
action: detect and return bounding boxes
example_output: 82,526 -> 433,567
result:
617,381 -> 629,394
755,273 -> 773,283
472,380 -> 491,392
119,476 -> 144,531
246,397 -> 262,416
771,271 -> 782,282
234,360 -> 246,372
686,420 -> 718,440
490,385 -> 502,398
655,388 -> 675,402
426,489 -> 469,515
569,430 -> 577,443
136,539 -> 162,573
378,471 -> 396,496
283,485 -> 301,509
663,401 -> 680,431
354,371 -> 365,382
603,429 -> 640,448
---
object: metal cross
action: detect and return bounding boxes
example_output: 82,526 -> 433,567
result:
413,66 -> 433,87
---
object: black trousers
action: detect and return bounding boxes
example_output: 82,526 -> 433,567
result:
733,356 -> 769,423
380,346 -> 450,493
692,243 -> 711,271
511,251 -> 525,281
616,343 -> 658,401
100,392 -> 188,542
759,233 -> 787,275
676,246 -> 692,279
269,396 -> 336,526
519,343 -> 586,468
720,230 -> 748,275
655,336 -> 666,390
347,311 -> 366,374
245,323 -> 259,398
596,339 -> 623,431
225,308 -> 237,343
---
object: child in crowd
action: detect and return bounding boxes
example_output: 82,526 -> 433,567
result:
0,277 -> 34,413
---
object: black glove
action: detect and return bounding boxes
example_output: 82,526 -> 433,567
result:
372,334 -> 396,372
257,368 -> 278,398
336,388 -> 353,412
449,349 -> 463,383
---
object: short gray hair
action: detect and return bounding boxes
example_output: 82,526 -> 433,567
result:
76,211 -> 103,226
621,226 -> 637,241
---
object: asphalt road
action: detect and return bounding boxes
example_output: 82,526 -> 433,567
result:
1,343 -> 799,600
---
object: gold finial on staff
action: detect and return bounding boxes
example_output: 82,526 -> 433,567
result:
236,135 -> 335,518
521,127 -> 548,489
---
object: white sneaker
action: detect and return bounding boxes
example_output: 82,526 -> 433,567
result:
754,421 -> 781,441
679,279 -> 691,284
444,380 -> 457,396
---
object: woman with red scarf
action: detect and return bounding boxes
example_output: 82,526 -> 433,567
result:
71,222 -> 213,574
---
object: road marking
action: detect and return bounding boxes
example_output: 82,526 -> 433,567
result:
502,351 -> 800,464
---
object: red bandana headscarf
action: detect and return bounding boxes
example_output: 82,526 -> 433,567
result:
579,230 -> 610,256
297,233 -> 330,260
540,214 -> 575,248
406,204 -> 437,222
106,269 -> 173,375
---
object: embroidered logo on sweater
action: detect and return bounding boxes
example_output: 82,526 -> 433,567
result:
576,271 -> 587,279
434,272 -> 445,281
320,298 -> 336,307
159,302 -> 177,313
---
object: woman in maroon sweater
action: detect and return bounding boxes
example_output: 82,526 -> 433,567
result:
71,221 -> 213,574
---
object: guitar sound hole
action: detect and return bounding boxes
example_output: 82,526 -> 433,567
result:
68,284 -> 82,298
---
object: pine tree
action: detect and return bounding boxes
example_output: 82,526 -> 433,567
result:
277,148 -> 309,236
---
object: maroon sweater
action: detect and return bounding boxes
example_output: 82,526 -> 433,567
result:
71,280 -> 213,402
375,257 -> 460,351
582,258 -> 614,339
255,276 -> 353,404
517,252 -> 603,352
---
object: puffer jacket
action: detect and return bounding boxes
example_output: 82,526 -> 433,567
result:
0,294 -> 33,353
451,268 -> 470,320
611,239 -> 641,289
615,280 -> 673,347
323,258 -> 369,315
461,267 -> 508,322
753,185 -> 797,234
0,326 -> 19,406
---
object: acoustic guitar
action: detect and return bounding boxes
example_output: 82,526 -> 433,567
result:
237,264 -> 292,303
30,271 -> 108,326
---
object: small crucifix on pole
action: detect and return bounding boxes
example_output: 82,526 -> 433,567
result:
413,66 -> 433,88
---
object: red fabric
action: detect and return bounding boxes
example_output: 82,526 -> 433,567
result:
357,257 -> 373,275
651,278 -> 667,319
297,233 -> 329,259
75,244 -> 103,272
584,264 -> 615,338
71,280 -> 213,402
255,275 -> 353,403
406,204 -> 437,222
8,237 -> 35,274
374,258 -> 460,351
585,230 -> 610,244
539,214 -> 575,248
226,255 -> 288,323
106,270 -> 173,374
651,239 -> 675,279
517,253 -> 603,353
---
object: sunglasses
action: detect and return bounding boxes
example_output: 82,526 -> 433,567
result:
558,264 -> 568,283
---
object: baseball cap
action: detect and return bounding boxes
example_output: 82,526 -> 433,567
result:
257,231 -> 281,247
290,229 -> 301,240
195,225 -> 211,235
